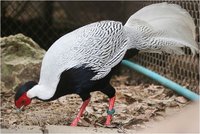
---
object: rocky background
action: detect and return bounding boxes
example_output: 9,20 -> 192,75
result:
1,34 -> 193,132
1,34 -> 45,92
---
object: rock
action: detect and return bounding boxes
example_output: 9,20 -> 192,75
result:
0,34 -> 45,92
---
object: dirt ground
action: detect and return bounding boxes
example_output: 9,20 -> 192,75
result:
1,73 -> 191,133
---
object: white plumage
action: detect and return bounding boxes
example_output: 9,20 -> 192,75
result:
41,21 -> 128,83
27,3 -> 198,100
125,2 -> 198,54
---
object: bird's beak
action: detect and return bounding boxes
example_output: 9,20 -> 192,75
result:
16,105 -> 25,113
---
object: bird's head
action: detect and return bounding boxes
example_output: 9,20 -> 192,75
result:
14,81 -> 37,110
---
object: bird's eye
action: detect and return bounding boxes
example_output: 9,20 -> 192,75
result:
21,100 -> 25,104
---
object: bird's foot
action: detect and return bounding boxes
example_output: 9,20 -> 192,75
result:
70,118 -> 79,126
105,119 -> 111,126
104,109 -> 115,126
104,115 -> 112,126
70,98 -> 90,127
105,123 -> 111,127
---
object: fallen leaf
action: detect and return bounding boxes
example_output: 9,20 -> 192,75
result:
175,96 -> 188,104
86,106 -> 94,114
8,119 -> 17,125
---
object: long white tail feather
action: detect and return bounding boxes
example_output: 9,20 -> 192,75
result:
125,2 -> 198,55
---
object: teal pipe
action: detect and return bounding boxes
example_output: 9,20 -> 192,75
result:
121,60 -> 199,101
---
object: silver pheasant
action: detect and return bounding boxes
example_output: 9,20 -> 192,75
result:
14,2 -> 198,127
26,3 -> 198,100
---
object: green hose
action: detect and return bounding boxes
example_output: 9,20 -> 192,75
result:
122,60 -> 199,101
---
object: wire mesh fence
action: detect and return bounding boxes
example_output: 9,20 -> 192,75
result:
1,1 -> 199,93
132,0 -> 199,94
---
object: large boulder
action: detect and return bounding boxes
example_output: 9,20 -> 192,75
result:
1,34 -> 45,93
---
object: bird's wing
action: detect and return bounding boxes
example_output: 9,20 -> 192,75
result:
77,21 -> 129,80
39,21 -> 129,85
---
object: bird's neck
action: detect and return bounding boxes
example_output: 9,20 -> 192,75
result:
27,84 -> 55,101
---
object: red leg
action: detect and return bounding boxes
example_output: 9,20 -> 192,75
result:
105,96 -> 116,126
70,98 -> 90,126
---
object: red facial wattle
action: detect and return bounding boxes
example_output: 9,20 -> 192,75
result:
15,92 -> 31,108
